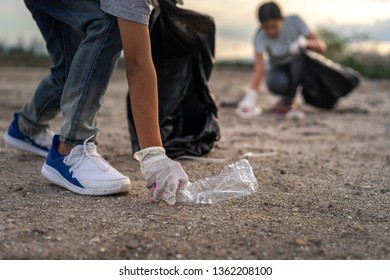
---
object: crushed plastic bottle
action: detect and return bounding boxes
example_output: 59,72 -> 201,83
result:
177,159 -> 259,205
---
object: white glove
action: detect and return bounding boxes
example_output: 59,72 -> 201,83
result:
239,88 -> 259,108
134,146 -> 189,205
289,37 -> 307,55
236,88 -> 262,118
151,0 -> 184,8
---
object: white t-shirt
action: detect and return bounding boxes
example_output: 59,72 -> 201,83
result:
254,15 -> 311,65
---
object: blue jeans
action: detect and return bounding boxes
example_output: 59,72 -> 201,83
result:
19,0 -> 122,145
266,53 -> 305,99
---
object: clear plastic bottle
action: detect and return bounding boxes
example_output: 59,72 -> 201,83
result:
176,159 -> 259,205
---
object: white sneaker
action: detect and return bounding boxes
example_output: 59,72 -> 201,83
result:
41,135 -> 131,196
286,110 -> 306,120
236,89 -> 262,119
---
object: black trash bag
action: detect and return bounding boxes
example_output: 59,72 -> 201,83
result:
301,51 -> 361,109
126,0 -> 220,159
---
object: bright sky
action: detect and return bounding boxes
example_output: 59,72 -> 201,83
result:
183,0 -> 390,58
0,0 -> 389,59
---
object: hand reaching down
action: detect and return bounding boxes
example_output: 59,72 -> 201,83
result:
134,147 -> 189,205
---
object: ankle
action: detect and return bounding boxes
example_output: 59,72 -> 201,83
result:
57,142 -> 74,156
281,96 -> 294,105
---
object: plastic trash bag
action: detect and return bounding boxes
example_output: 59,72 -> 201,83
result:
301,50 -> 361,109
176,159 -> 259,205
126,0 -> 220,159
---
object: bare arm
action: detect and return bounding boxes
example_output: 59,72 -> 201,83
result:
306,32 -> 327,53
249,53 -> 265,90
117,18 -> 162,149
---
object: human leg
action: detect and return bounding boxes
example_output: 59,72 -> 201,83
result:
4,3 -> 84,157
26,0 -> 129,194
266,65 -> 290,96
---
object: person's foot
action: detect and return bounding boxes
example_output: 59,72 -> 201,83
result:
236,89 -> 262,119
286,110 -> 306,120
274,97 -> 305,119
41,135 -> 131,196
3,113 -> 54,157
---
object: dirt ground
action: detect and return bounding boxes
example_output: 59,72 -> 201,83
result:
0,67 -> 389,260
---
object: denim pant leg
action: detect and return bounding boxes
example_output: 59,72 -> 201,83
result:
59,17 -> 122,145
19,5 -> 84,137
266,65 -> 290,96
286,53 -> 305,99
23,0 -> 122,145
266,53 -> 305,99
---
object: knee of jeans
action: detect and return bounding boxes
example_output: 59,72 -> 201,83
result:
267,77 -> 289,95
86,19 -> 122,51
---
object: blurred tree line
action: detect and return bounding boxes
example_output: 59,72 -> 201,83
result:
216,28 -> 390,80
1,30 -> 390,79
317,28 -> 390,79
0,38 -> 51,67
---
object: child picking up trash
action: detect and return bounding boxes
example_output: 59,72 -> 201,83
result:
4,0 -> 188,205
237,1 -> 326,119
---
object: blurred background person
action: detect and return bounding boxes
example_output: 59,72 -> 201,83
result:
237,1 -> 326,119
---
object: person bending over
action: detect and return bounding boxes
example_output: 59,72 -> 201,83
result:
237,1 -> 326,119
4,0 -> 188,205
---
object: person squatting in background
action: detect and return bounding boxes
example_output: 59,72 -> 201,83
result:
237,1 -> 327,119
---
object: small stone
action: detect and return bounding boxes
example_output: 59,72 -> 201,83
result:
215,249 -> 228,257
99,247 -> 106,252
126,242 -> 137,250
90,237 -> 101,244
5,223 -> 16,230
347,216 -> 353,220
295,238 -> 308,246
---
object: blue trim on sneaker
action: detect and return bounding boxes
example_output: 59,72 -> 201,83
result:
7,113 -> 49,152
46,135 -> 84,189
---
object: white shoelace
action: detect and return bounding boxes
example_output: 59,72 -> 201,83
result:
63,136 -> 110,176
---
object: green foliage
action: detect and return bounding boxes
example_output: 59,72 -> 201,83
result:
0,32 -> 389,79
215,60 -> 252,69
317,28 -> 350,59
0,39 -> 50,67
340,54 -> 390,80
0,42 -> 5,54
317,28 -> 390,79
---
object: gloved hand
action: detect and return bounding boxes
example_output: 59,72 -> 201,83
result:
236,88 -> 262,118
151,0 -> 184,8
289,37 -> 307,55
134,146 -> 189,205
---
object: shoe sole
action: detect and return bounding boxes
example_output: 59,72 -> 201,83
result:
4,132 -> 48,157
41,163 -> 131,196
236,107 -> 262,119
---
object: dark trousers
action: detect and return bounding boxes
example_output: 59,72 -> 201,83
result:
266,53 -> 305,99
